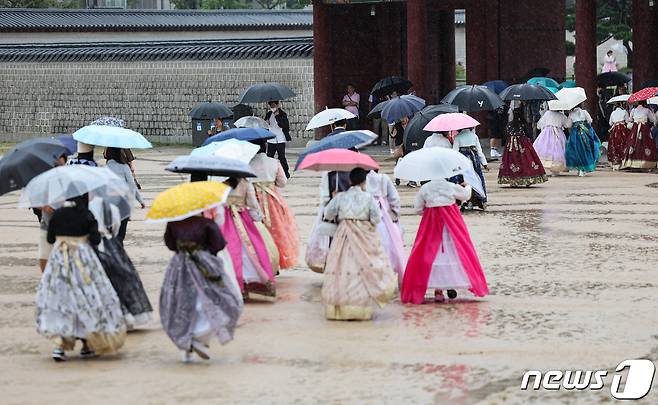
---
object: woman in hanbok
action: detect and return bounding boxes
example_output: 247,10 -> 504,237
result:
401,179 -> 489,304
249,141 -> 300,269
607,102 -> 631,170
36,194 -> 126,362
533,109 -> 570,175
322,168 -> 397,321
423,132 -> 452,149
452,128 -> 488,209
601,50 -> 618,73
105,147 -> 145,244
620,101 -> 657,170
160,215 -> 243,362
366,170 -> 406,284
89,197 -> 152,329
565,105 -> 601,176
221,177 -> 276,300
498,108 -> 548,187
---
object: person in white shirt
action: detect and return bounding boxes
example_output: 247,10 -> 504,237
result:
607,103 -> 630,169
533,109 -> 571,175
602,50 -> 618,73
264,100 -> 291,178
342,84 -> 360,130
423,132 -> 452,149
565,105 -> 601,176
620,101 -> 658,170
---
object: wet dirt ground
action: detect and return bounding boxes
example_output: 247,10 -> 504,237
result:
1,146 -> 658,404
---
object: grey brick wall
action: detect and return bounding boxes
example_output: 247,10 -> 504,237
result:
0,58 -> 314,146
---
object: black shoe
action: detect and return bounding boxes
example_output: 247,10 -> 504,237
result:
395,178 -> 400,186
80,347 -> 98,359
52,348 -> 67,362
407,181 -> 417,188
447,290 -> 457,299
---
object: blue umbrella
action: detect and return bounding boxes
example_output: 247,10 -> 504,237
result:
51,135 -> 76,155
73,125 -> 152,149
381,95 -> 426,124
294,130 -> 377,170
527,77 -> 560,89
201,127 -> 273,146
482,80 -> 509,94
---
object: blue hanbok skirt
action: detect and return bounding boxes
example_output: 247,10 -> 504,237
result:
565,121 -> 601,172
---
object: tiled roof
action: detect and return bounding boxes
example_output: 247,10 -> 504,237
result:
0,37 -> 313,62
0,8 -> 312,32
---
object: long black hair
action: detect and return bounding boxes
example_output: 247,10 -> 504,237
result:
105,147 -> 127,164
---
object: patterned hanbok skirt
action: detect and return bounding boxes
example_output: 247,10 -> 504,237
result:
620,122 -> 657,170
160,246 -> 243,351
458,146 -> 487,206
36,236 -> 126,354
565,121 -> 601,172
533,125 -> 568,173
322,219 -> 397,321
498,135 -> 548,186
607,122 -> 630,169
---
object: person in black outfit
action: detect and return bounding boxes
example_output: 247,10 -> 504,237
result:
264,100 -> 291,178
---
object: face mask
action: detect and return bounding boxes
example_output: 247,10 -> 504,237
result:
270,107 -> 277,112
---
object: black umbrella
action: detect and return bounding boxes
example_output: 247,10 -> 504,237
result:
371,76 -> 413,98
189,102 -> 233,120
403,104 -> 459,152
165,155 -> 256,178
232,103 -> 254,121
499,84 -> 557,101
597,72 -> 631,87
239,83 -> 296,104
0,138 -> 70,195
441,85 -> 504,112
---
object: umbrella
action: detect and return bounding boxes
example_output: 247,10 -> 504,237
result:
294,130 -> 377,170
597,72 -> 631,87
90,116 -> 124,127
0,138 -> 71,196
394,147 -> 472,182
166,155 -> 256,178
146,181 -> 230,223
628,87 -> 658,103
193,139 -> 260,164
482,80 -> 509,94
371,76 -> 413,98
306,108 -> 356,131
297,149 -> 379,172
368,95 -> 425,119
548,87 -> 587,111
423,112 -> 480,132
201,127 -> 273,146
561,80 -> 577,88
19,165 -> 127,209
441,85 -> 503,112
234,116 -> 269,129
367,100 -> 387,118
499,84 -> 557,101
527,77 -> 560,89
380,95 -> 426,123
189,102 -> 233,119
239,83 -> 296,104
403,104 -> 459,152
51,135 -> 76,155
607,94 -> 630,104
462,168 -> 486,200
546,86 -> 560,94
73,125 -> 152,149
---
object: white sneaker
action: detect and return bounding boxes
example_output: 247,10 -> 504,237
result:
181,350 -> 194,363
490,149 -> 502,159
578,170 -> 586,177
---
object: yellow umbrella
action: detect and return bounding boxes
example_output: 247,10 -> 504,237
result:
146,181 -> 230,223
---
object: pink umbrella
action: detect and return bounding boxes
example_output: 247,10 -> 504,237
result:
297,148 -> 380,172
423,112 -> 480,132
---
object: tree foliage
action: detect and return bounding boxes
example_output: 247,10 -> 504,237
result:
0,0 -> 80,7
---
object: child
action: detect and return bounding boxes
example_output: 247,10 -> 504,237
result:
401,179 -> 489,304
36,194 -> 126,362
161,215 -> 243,362
322,168 -> 397,320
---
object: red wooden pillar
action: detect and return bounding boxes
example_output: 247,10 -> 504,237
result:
465,1 -> 486,85
633,0 -> 658,87
438,9 -> 456,98
575,0 -> 597,114
483,0 -> 499,81
407,0 -> 428,99
313,1 -> 332,139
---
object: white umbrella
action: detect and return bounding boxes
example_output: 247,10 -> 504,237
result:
548,87 -> 587,111
191,138 -> 259,164
393,147 -> 472,182
607,94 -> 631,104
72,125 -> 152,149
19,166 -> 132,215
305,108 -> 356,131
648,97 -> 658,105
234,116 -> 269,129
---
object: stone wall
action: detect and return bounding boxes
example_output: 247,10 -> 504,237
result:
0,58 -> 315,145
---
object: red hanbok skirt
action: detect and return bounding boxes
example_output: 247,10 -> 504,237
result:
498,135 -> 547,186
620,122 -> 657,170
607,122 -> 630,169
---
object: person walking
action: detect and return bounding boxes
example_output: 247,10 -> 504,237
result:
68,142 -> 97,166
35,153 -> 68,272
452,128 -> 488,209
533,109 -> 570,175
36,194 -> 126,362
342,84 -> 360,130
369,93 -> 388,146
105,147 -> 145,244
565,104 -> 602,176
423,132 -> 452,149
401,179 -> 489,304
620,101 -> 657,170
607,102 -> 631,170
264,100 -> 291,178
160,215 -> 243,362
321,168 -> 397,321
498,108 -> 548,187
